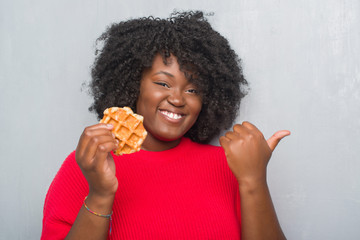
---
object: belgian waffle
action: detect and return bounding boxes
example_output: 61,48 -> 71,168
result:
100,107 -> 147,155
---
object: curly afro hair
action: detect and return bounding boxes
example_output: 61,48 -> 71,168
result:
89,10 -> 248,143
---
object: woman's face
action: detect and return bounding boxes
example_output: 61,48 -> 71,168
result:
136,54 -> 202,151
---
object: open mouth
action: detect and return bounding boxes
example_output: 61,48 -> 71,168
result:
159,110 -> 184,120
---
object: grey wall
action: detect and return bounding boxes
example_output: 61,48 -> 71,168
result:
1,0 -> 359,239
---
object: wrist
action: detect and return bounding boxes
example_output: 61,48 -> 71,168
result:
85,192 -> 115,215
238,176 -> 268,195
88,185 -> 117,198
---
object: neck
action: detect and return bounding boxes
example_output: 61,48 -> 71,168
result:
141,135 -> 182,152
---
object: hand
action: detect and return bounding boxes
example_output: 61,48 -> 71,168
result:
75,123 -> 119,198
219,121 -> 290,186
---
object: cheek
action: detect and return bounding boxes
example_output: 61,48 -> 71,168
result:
189,99 -> 202,120
136,85 -> 152,113
139,85 -> 164,104
135,95 -> 144,115
192,97 -> 202,113
136,91 -> 163,118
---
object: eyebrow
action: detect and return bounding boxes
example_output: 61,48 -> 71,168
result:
153,71 -> 174,78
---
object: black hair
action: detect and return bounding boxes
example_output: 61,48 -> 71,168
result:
89,10 -> 247,143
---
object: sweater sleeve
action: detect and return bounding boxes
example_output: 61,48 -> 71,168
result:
41,151 -> 89,240
236,183 -> 242,234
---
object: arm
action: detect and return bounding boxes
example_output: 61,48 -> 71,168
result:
65,123 -> 119,240
220,122 -> 289,240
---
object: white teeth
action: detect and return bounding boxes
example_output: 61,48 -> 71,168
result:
161,111 -> 183,120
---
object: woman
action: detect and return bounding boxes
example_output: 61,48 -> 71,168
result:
42,11 -> 289,239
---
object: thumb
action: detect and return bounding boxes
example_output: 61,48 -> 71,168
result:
267,130 -> 291,151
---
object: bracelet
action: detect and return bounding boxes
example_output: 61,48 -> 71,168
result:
84,196 -> 113,234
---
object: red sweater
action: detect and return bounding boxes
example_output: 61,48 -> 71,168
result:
41,137 -> 241,239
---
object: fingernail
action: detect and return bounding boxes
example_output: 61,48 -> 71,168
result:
107,124 -> 113,128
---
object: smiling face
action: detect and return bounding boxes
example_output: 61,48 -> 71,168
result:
136,54 -> 202,151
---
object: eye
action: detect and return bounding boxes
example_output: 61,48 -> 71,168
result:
154,82 -> 170,88
186,88 -> 198,94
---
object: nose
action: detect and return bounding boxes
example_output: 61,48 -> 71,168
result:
167,89 -> 185,107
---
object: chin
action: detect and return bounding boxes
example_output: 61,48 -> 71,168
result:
155,134 -> 182,142
150,128 -> 186,142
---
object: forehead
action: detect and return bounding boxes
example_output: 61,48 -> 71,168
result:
148,54 -> 198,79
151,54 -> 177,70
141,54 -> 181,79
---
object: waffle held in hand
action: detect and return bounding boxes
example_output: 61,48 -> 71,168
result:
100,107 -> 147,155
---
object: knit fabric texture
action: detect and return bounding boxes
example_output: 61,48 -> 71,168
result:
41,137 -> 241,239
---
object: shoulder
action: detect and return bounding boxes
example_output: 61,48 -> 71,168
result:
51,151 -> 85,184
180,138 -> 228,167
42,151 -> 88,239
183,137 -> 225,156
183,138 -> 239,191
44,151 -> 88,204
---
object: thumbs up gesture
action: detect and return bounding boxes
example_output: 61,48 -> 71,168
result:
219,121 -> 290,185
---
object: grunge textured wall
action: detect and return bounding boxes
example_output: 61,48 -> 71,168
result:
1,0 -> 359,239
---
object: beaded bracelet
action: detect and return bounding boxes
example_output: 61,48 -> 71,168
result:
84,196 -> 113,234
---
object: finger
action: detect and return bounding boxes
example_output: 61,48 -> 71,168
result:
232,124 -> 244,133
83,134 -> 117,159
93,141 -> 118,171
224,131 -> 239,140
232,122 -> 258,134
77,124 -> 114,158
219,135 -> 230,147
80,135 -> 117,169
241,121 -> 259,131
267,130 -> 291,151
77,124 -> 113,149
82,123 -> 114,137
219,136 -> 231,153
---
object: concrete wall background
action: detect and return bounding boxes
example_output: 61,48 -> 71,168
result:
1,0 -> 359,239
